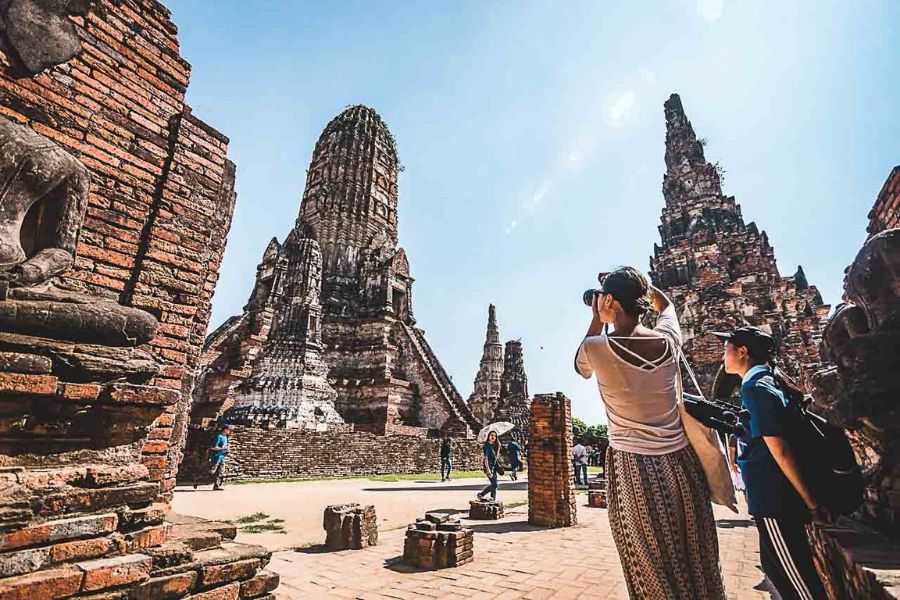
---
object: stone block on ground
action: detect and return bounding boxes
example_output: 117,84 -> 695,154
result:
403,513 -> 473,570
468,500 -> 504,520
323,503 -> 378,551
588,478 -> 607,508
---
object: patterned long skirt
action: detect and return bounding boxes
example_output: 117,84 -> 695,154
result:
606,445 -> 726,600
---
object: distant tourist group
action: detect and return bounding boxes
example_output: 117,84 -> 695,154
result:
575,266 -> 829,599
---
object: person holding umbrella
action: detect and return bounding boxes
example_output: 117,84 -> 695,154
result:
476,422 -> 512,501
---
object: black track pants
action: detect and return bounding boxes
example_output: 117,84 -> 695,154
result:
756,516 -> 826,600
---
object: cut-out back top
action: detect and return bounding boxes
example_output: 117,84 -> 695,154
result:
575,304 -> 688,455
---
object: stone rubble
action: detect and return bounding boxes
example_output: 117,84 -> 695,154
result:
323,503 -> 378,551
402,512 -> 474,570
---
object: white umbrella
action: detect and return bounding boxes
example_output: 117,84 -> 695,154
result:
477,421 -> 515,443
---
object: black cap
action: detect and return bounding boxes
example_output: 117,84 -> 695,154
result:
711,326 -> 775,359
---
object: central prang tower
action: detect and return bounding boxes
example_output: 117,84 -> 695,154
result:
297,105 -> 402,317
196,105 -> 480,437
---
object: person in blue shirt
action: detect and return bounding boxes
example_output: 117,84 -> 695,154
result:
208,426 -> 230,491
716,326 -> 827,600
506,440 -> 522,481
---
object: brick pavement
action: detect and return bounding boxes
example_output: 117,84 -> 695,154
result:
269,501 -> 778,599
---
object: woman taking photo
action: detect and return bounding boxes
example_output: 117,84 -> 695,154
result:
476,430 -> 501,502
574,267 -> 725,600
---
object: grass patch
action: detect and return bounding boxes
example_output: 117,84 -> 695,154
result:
505,499 -> 528,509
240,522 -> 287,534
367,470 -> 488,482
230,468 -> 512,485
234,512 -> 269,524
229,512 -> 287,535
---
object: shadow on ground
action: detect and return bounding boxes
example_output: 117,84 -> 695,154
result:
716,518 -> 754,529
465,520 -> 543,534
363,481 -> 529,492
293,544 -> 328,554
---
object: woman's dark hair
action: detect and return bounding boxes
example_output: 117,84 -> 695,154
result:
602,266 -> 652,318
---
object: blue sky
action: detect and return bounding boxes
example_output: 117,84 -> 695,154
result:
168,1 -> 898,426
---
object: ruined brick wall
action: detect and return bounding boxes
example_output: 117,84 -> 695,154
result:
0,0 -> 235,499
868,166 -> 899,237
179,428 -> 485,482
528,393 -> 576,528
0,2 -> 282,598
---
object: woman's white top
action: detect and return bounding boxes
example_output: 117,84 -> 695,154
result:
575,304 -> 688,456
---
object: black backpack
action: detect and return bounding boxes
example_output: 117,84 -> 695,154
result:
776,377 -> 864,516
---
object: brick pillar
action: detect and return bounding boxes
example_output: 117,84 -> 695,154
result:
527,392 -> 576,527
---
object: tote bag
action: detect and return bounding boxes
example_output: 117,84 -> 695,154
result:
675,351 -> 738,513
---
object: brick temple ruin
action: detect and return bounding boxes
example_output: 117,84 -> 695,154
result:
0,0 -> 278,598
649,94 -> 830,395
181,105 -> 489,481
466,305 -> 532,440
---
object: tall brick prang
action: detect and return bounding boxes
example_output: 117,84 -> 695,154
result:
494,340 -> 531,443
649,93 -> 830,395
527,393 -> 576,528
467,304 -> 504,425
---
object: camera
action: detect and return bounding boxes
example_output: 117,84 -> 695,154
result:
682,393 -> 748,436
583,289 -> 601,306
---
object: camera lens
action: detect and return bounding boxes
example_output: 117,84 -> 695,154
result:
583,289 -> 600,306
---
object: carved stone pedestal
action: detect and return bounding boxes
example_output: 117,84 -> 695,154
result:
323,504 -> 378,551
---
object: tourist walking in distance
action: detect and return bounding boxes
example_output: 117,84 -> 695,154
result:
506,439 -> 522,481
476,431 -> 501,501
718,327 -> 828,600
572,440 -> 588,485
440,436 -> 452,482
575,267 -> 726,599
195,425 -> 230,491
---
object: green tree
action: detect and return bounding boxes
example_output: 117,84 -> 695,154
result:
572,417 -> 587,441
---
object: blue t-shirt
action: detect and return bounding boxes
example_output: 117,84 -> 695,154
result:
210,433 -> 228,464
737,368 -> 807,519
506,442 -> 521,462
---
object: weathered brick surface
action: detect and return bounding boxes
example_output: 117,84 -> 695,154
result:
199,558 -> 259,588
0,513 -> 118,551
77,553 -> 152,592
0,567 -> 83,600
528,393 -> 576,528
188,581 -> 241,600
238,570 -> 279,598
129,571 -> 197,600
649,94 -> 829,394
49,536 -> 113,564
867,165 -> 900,237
